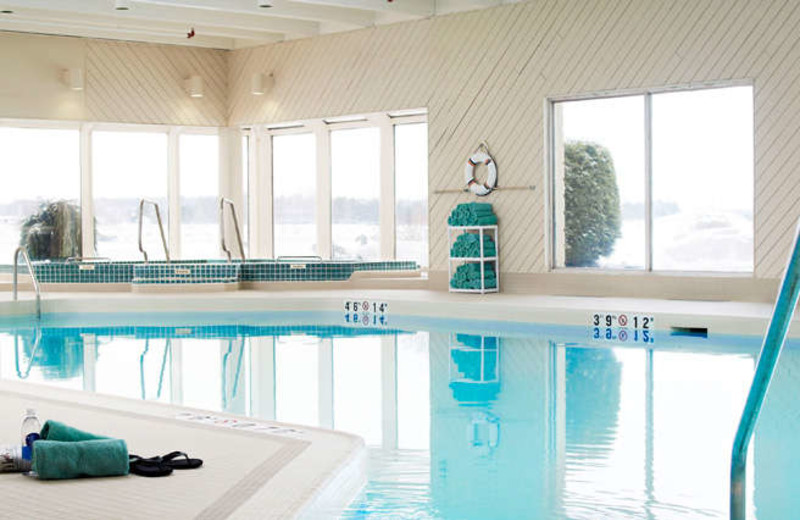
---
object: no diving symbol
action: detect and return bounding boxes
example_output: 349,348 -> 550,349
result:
362,314 -> 370,326
618,329 -> 628,342
618,314 -> 628,327
362,301 -> 369,311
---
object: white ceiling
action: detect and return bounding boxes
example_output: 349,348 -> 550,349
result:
0,0 -> 521,50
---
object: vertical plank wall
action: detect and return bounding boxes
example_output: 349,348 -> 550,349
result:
228,0 -> 800,286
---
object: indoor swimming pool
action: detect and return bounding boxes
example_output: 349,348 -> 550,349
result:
0,311 -> 795,519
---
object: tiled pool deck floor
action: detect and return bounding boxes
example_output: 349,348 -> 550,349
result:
0,379 -> 365,520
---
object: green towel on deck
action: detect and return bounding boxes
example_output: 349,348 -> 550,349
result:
41,420 -> 108,442
32,420 -> 129,480
33,439 -> 129,480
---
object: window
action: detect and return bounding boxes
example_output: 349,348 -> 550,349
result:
0,127 -> 81,263
273,133 -> 317,257
651,88 -> 753,271
93,131 -> 169,260
259,111 -> 428,263
331,127 -> 381,260
179,133 -> 220,260
552,85 -> 753,272
395,123 -> 429,267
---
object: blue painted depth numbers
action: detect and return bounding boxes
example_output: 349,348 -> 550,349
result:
590,312 -> 655,344
344,300 -> 389,327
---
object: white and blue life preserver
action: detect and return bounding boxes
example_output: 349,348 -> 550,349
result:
464,151 -> 497,196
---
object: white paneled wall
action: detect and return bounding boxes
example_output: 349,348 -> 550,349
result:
228,0 -> 800,282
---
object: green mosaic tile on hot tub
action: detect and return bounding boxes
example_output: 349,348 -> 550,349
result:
32,259 -> 418,285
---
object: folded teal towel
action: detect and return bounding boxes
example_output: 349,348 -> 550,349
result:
33,439 -> 129,480
41,421 -> 107,442
450,233 -> 496,257
32,421 -> 129,480
447,202 -> 498,226
450,262 -> 497,289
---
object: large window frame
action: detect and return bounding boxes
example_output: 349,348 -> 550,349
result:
547,81 -> 755,275
244,110 -> 428,262
0,119 -> 234,263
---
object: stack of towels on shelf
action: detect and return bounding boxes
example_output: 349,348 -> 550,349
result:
447,203 -> 498,226
450,233 -> 496,258
450,263 -> 497,290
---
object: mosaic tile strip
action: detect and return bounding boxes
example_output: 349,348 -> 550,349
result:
132,263 -> 240,285
31,259 -> 418,285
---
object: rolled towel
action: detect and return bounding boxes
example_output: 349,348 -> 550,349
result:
40,420 -> 107,442
32,439 -> 129,480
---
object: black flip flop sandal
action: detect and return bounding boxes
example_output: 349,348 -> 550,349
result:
158,451 -> 203,470
129,455 -> 173,477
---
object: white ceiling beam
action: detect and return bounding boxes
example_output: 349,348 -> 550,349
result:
3,7 -> 285,43
290,0 -> 434,17
0,21 -> 235,49
136,0 -> 376,28
0,0 -> 319,37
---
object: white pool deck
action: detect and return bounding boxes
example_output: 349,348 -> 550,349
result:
0,288 -> 798,337
0,378 -> 365,520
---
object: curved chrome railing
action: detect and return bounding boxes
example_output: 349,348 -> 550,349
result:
12,246 -> 41,320
138,199 -> 170,263
219,197 -> 245,262
730,218 -> 800,519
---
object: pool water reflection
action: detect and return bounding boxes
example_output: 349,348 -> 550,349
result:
0,317 -> 797,519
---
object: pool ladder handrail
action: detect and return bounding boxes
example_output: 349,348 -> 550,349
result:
138,199 -> 170,263
219,197 -> 245,262
730,218 -> 800,520
12,246 -> 41,320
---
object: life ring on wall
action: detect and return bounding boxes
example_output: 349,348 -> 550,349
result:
464,147 -> 497,197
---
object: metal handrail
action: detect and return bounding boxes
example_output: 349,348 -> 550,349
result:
219,197 -> 245,262
730,218 -> 800,519
13,246 -> 41,320
138,199 -> 170,263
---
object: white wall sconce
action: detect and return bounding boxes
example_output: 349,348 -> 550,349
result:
251,73 -> 274,96
62,68 -> 84,91
114,0 -> 132,11
185,75 -> 204,98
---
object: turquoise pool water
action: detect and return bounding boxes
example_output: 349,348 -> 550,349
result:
0,311 -> 796,519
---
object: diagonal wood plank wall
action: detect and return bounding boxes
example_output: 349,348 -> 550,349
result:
228,0 -> 800,281
0,32 -> 228,127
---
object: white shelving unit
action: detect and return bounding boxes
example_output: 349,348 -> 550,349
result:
448,225 -> 499,294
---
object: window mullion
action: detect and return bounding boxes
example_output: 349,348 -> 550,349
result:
377,115 -> 395,261
80,124 -> 95,258
645,93 -> 654,272
168,128 -> 181,259
315,122 -> 332,260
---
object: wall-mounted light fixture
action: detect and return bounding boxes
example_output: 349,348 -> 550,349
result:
62,68 -> 85,91
250,73 -> 274,96
185,75 -> 204,98
114,0 -> 132,11
257,0 -> 274,8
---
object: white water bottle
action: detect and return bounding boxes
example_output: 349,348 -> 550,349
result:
20,409 -> 41,464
